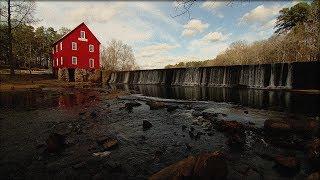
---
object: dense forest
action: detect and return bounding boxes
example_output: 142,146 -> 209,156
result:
0,24 -> 69,69
165,1 -> 319,68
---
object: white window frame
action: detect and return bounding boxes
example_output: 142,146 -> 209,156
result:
80,31 -> 85,39
52,48 -> 54,54
89,58 -> 94,68
72,56 -> 77,65
56,58 -> 59,66
60,57 -> 63,65
60,42 -> 63,50
72,42 -> 77,50
56,45 -> 58,52
89,44 -> 94,52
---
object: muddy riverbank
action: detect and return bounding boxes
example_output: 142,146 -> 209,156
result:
0,86 -> 319,179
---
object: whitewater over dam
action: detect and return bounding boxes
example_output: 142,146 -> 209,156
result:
107,61 -> 320,90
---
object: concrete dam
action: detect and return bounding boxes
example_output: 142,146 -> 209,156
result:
108,61 -> 320,90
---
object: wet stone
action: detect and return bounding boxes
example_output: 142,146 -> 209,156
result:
149,156 -> 196,179
143,120 -> 153,130
227,133 -> 245,151
124,101 -> 141,111
308,171 -> 320,180
72,161 -> 87,169
193,151 -> 228,179
181,125 -> 187,131
273,155 -> 300,176
146,101 -> 166,110
45,133 -> 66,153
167,105 -> 179,112
97,138 -> 118,150
306,138 -> 320,166
90,111 -> 98,119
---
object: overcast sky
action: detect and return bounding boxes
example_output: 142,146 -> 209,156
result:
34,1 -> 298,69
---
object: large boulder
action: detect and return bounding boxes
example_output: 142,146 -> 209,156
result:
216,120 -> 243,134
306,138 -> 320,165
149,156 -> 196,180
193,151 -> 228,180
308,171 -> 320,180
227,133 -> 245,150
124,101 -> 141,111
149,151 -> 228,179
274,155 -> 300,171
46,133 -> 66,153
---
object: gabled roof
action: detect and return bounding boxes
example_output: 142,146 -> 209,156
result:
53,22 -> 101,46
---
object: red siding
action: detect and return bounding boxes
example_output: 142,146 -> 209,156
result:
52,23 -> 100,70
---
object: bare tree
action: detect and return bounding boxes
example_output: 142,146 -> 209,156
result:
101,39 -> 139,71
0,0 -> 36,75
171,0 -> 240,19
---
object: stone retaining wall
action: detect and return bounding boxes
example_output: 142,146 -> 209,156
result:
57,68 -> 101,83
58,68 -> 69,82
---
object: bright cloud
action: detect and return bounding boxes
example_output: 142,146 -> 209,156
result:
202,32 -> 228,42
182,19 -> 209,37
201,1 -> 225,10
201,1 -> 225,18
191,31 -> 230,47
239,4 -> 282,24
136,43 -> 180,58
67,3 -> 125,24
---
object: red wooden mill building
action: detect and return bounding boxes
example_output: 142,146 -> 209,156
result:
52,22 -> 101,82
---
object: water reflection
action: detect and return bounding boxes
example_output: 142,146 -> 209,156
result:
109,84 -> 319,116
0,89 -> 99,110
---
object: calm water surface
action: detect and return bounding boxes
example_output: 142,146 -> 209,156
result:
109,84 -> 320,116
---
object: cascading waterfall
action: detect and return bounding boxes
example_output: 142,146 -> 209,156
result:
269,64 -> 275,88
182,68 -> 200,86
106,62 -> 320,90
286,63 -> 292,89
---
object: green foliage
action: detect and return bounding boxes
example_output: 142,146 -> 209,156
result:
275,2 -> 311,34
0,24 -> 69,69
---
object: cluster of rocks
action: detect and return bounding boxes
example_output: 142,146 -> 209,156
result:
190,109 -> 247,150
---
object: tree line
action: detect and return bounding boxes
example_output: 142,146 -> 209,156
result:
166,1 -> 319,68
0,24 -> 70,70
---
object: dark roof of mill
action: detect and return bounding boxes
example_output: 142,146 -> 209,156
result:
52,22 -> 101,46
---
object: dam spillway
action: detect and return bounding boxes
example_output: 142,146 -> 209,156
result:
107,61 -> 320,90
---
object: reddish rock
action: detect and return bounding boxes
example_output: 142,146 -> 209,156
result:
306,138 -> 320,162
264,119 -> 319,134
216,120 -> 243,134
149,156 -> 196,180
193,151 -> 228,179
308,171 -> 320,180
146,101 -> 166,110
264,119 -> 291,131
46,133 -> 66,153
227,133 -> 245,150
102,139 -> 118,150
149,151 -> 228,180
274,155 -> 299,170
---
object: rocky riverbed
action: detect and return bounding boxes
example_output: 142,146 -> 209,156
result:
0,86 -> 319,179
